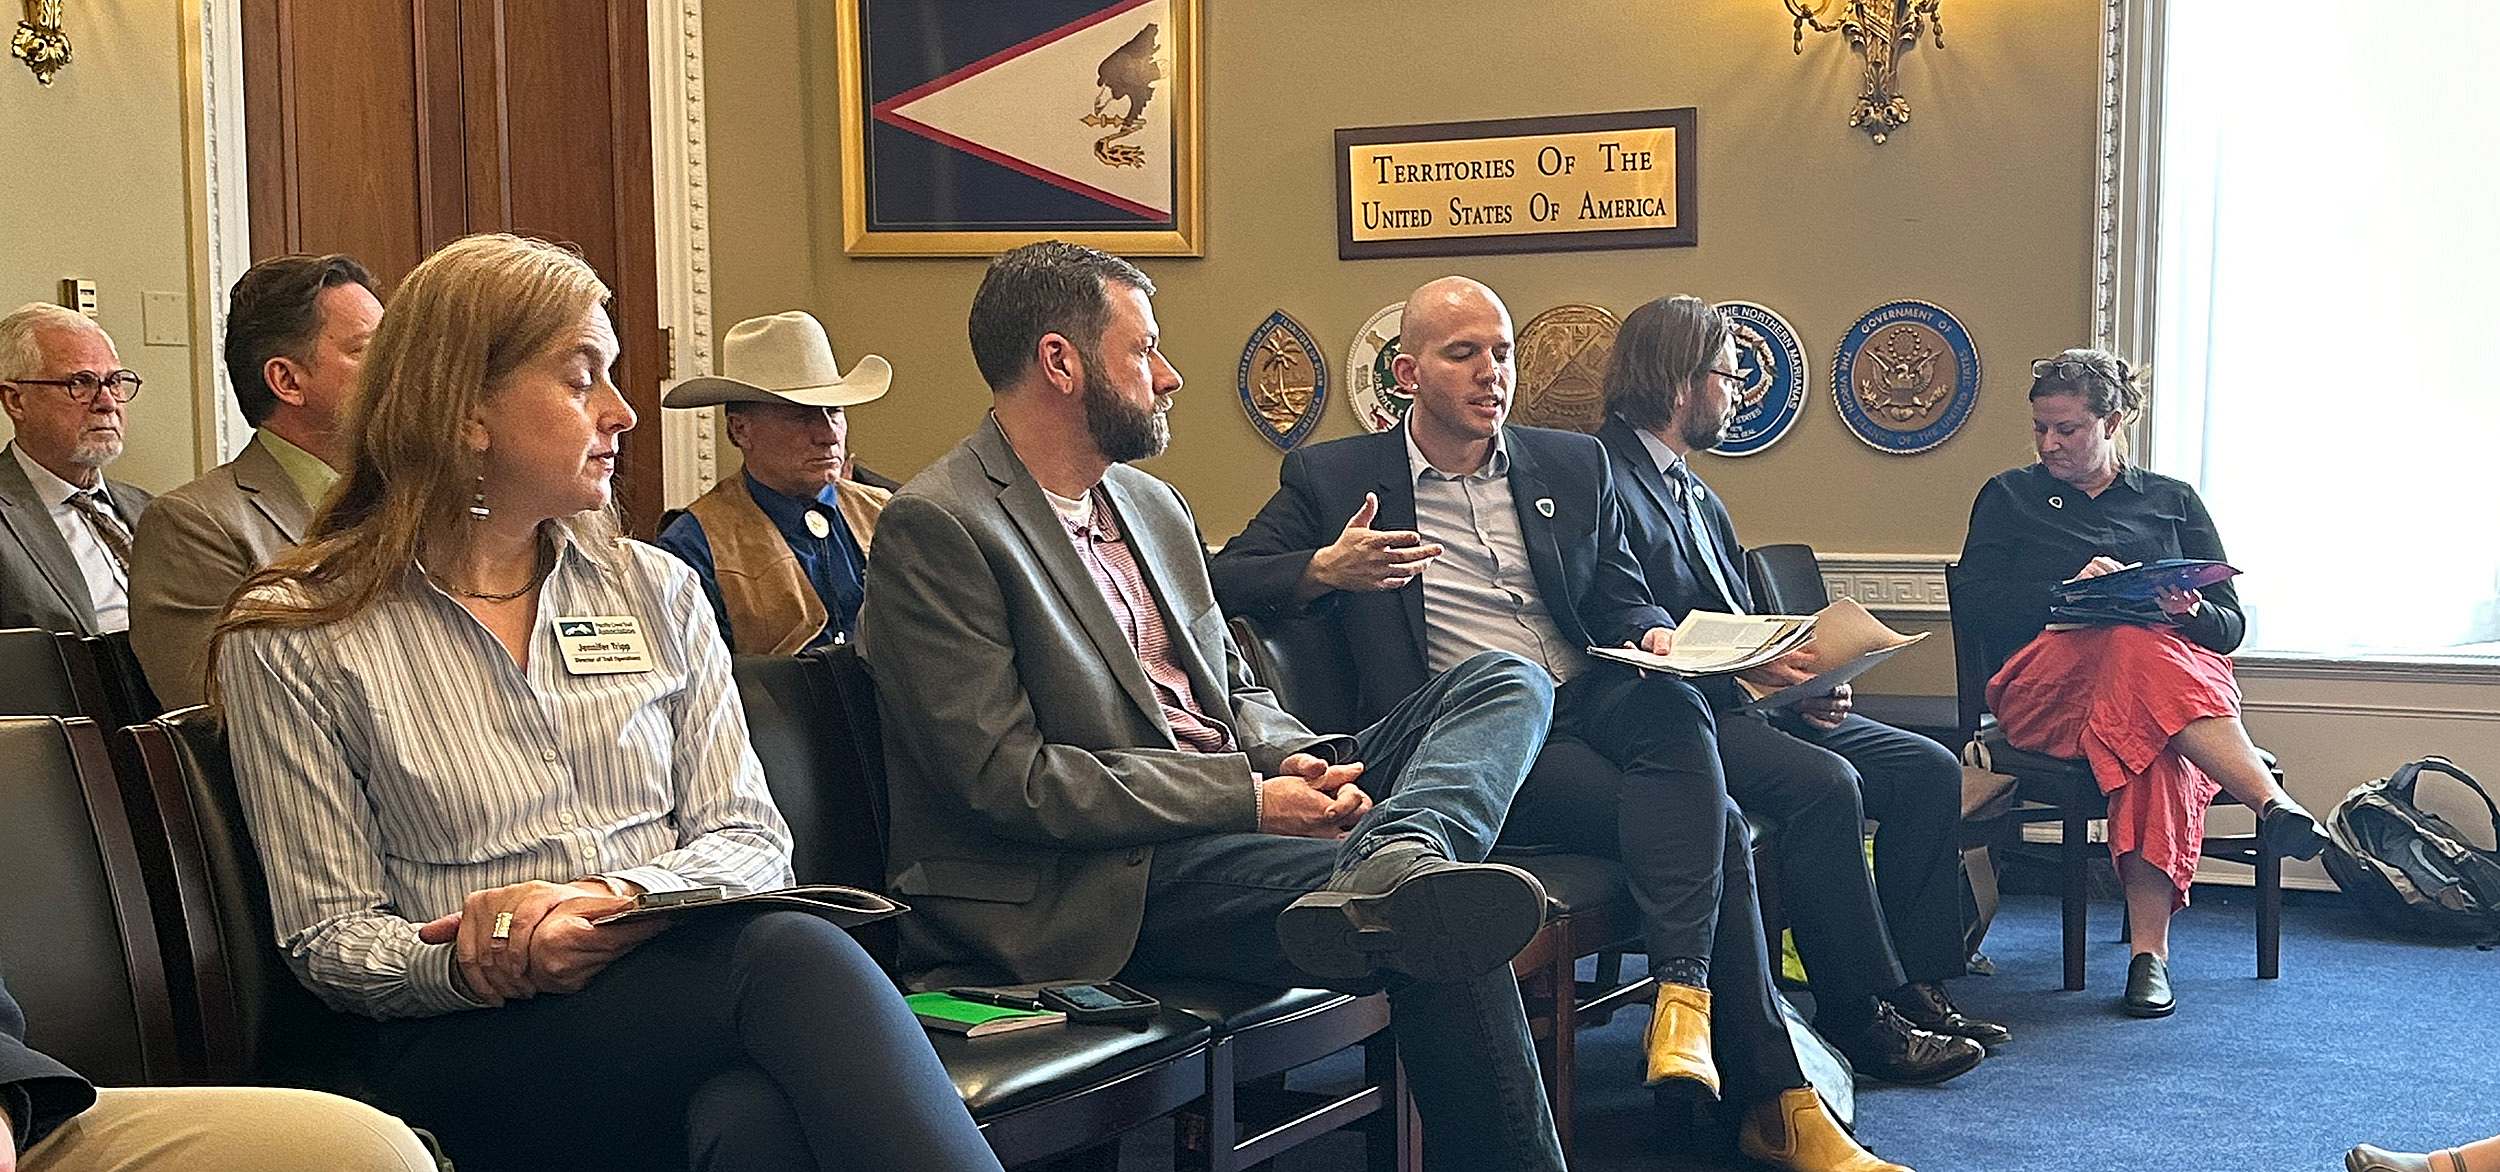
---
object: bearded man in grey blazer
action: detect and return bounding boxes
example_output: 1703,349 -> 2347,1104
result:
858,242 -> 1571,1170
0,304 -> 152,636
128,255 -> 380,707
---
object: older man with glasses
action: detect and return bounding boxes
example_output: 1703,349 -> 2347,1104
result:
0,303 -> 153,635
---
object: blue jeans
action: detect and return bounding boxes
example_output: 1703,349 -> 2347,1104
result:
1124,651 -> 1565,1172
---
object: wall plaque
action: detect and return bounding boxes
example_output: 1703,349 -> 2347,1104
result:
1334,108 -> 1697,260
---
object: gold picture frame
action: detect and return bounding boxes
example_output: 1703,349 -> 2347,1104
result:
836,0 -> 1203,257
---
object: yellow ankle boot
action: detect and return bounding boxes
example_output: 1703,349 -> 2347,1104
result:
1738,1087 -> 1912,1172
1641,983 -> 1718,1097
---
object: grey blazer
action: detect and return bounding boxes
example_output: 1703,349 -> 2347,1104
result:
0,442 -> 152,636
858,415 -> 1344,988
128,433 -> 317,708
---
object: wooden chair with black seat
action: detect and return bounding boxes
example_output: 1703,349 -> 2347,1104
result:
741,646 -> 1414,1171
1943,561 -> 2284,991
0,715 -> 185,1090
0,625 -> 116,721
1740,543 -> 1962,746
1227,612 -> 1736,1159
112,707 -> 364,1092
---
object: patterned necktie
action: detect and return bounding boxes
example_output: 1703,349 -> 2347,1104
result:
1666,462 -> 1741,613
66,490 -> 133,573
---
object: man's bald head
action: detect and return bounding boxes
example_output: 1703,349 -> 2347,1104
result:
1398,276 -> 1510,358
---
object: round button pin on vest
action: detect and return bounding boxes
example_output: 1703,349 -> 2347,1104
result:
805,510 -> 832,539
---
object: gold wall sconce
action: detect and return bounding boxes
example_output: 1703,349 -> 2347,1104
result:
1786,0 -> 1944,144
11,0 -> 70,87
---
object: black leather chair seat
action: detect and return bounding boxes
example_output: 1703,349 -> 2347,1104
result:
934,1007 -> 1212,1119
1134,979 -> 1356,1034
1501,852 -> 1622,916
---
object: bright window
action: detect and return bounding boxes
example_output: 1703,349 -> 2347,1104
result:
2149,3 -> 2500,660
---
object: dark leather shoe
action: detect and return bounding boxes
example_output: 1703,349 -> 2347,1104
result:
1831,1003 -> 1985,1085
1276,841 -> 1547,984
2123,952 -> 2176,1018
1881,981 -> 2012,1047
2345,1143 -> 2464,1172
2259,796 -> 2331,861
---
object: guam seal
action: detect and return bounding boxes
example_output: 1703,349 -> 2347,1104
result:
1832,300 -> 1979,454
1512,303 -> 1620,435
1236,310 -> 1328,451
1346,302 -> 1409,433
1713,301 -> 1807,457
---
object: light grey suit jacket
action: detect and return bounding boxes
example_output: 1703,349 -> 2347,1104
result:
859,415 -> 1345,988
128,433 -> 317,709
0,442 -> 152,636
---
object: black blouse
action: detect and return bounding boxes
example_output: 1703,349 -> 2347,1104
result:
1955,462 -> 2244,676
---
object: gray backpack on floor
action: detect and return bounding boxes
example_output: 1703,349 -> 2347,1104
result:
2322,756 -> 2500,948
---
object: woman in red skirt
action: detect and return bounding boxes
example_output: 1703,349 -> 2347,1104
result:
1955,349 -> 2329,1017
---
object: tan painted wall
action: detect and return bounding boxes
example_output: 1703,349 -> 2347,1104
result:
0,5 -> 200,493
701,0 -> 2092,549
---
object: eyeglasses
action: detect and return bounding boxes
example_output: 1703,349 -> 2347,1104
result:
2030,357 -> 2131,387
1709,367 -> 1748,383
5,370 -> 144,404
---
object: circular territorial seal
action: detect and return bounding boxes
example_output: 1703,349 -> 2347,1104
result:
1512,303 -> 1620,435
1711,300 -> 1807,458
1831,300 -> 1979,454
1346,302 -> 1409,433
1235,309 -> 1328,451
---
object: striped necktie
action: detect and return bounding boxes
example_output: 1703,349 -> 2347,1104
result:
66,490 -> 132,573
1666,462 -> 1741,613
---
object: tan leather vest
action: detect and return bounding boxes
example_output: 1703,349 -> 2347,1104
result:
683,473 -> 889,655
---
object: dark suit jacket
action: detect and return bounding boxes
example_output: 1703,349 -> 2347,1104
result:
857,415 -> 1344,988
0,442 -> 152,635
1594,415 -> 1755,621
1211,423 -> 1670,726
2,973 -> 95,1156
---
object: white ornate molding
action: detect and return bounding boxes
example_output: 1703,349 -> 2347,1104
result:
651,0 -> 719,507
2094,0 -> 2165,454
183,0 -> 253,471
1815,552 -> 1954,617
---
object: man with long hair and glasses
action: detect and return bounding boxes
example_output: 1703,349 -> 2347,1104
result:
0,303 -> 151,636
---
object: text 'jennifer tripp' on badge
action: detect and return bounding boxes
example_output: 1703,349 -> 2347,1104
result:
553,616 -> 655,675
1334,108 -> 1698,260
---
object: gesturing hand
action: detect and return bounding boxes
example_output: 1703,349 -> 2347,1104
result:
1304,493 -> 1442,596
1259,754 -> 1372,838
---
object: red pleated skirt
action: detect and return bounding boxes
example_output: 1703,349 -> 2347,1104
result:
1986,624 -> 2240,908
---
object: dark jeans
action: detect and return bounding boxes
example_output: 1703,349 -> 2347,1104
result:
360,911 -> 1002,1172
1719,710 -> 1967,1026
1498,663 -> 1807,1102
1125,651 -> 1567,1172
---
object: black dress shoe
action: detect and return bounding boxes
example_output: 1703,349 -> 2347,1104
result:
1882,981 -> 2013,1047
2123,952 -> 2176,1018
2258,797 -> 2332,861
1831,1002 -> 1986,1085
1276,841 -> 1547,984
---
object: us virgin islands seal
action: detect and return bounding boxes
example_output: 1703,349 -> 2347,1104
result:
1237,310 -> 1328,451
1347,302 -> 1409,433
1713,300 -> 1807,457
1513,303 -> 1620,435
1832,300 -> 1979,454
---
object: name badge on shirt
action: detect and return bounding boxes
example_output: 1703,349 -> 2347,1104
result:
553,615 -> 654,675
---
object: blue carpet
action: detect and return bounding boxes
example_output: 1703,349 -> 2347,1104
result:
1120,888 -> 2500,1170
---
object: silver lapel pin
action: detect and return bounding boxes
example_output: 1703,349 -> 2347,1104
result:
1535,497 -> 1555,517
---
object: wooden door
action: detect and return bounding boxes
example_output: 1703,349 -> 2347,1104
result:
241,0 -> 664,533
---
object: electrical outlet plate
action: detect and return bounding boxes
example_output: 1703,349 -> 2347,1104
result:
59,278 -> 98,319
142,291 -> 188,346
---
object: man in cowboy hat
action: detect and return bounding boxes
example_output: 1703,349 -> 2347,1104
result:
655,310 -> 893,654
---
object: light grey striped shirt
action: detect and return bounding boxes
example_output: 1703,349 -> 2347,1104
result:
1403,426 -> 1587,683
218,530 -> 795,1020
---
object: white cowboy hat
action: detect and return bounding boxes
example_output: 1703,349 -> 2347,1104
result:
661,311 -> 892,409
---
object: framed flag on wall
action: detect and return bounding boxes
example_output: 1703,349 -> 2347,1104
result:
836,0 -> 1204,256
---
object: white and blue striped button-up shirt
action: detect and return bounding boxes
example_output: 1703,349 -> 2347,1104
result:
217,531 -> 795,1020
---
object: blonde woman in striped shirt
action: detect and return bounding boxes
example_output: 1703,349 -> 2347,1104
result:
211,234 -> 1000,1172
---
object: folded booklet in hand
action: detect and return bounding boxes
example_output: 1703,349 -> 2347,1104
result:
1587,611 -> 1817,678
590,884 -> 908,930
1732,598 -> 1928,714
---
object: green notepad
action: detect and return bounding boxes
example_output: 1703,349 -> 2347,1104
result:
905,992 -> 1066,1038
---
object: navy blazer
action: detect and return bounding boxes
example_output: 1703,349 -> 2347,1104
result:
2,973 -> 96,1155
1594,414 -> 1755,622
1212,423 -> 1671,726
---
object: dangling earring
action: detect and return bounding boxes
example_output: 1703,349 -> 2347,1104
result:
469,470 -> 490,520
